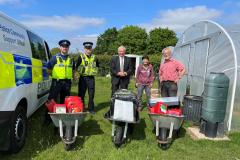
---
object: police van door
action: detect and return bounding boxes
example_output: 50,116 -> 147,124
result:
27,31 -> 51,114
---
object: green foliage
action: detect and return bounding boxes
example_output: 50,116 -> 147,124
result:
69,53 -> 80,62
148,54 -> 162,75
116,26 -> 148,55
147,27 -> 178,54
50,47 -> 60,56
93,27 -> 118,55
96,54 -> 112,76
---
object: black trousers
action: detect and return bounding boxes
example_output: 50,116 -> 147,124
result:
161,81 -> 178,97
48,79 -> 72,103
45,79 -> 71,122
111,78 -> 129,96
78,76 -> 95,111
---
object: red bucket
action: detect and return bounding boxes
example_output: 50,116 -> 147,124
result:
65,96 -> 84,113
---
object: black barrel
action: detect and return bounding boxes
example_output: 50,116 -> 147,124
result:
205,121 -> 218,138
202,72 -> 230,123
183,95 -> 203,122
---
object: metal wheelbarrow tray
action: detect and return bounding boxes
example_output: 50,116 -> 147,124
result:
148,113 -> 184,149
49,112 -> 88,150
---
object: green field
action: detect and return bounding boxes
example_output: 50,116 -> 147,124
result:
1,77 -> 240,160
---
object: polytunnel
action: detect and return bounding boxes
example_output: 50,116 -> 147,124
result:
173,20 -> 240,132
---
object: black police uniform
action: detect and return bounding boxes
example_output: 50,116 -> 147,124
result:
44,40 -> 75,124
76,42 -> 99,113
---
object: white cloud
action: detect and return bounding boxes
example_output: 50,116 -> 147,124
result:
0,0 -> 20,5
21,15 -> 105,31
68,34 -> 99,52
140,6 -> 222,33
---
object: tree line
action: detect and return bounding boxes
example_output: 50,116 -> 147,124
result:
93,25 -> 177,55
50,25 -> 177,56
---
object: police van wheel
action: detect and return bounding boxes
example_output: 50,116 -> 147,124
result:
9,106 -> 27,153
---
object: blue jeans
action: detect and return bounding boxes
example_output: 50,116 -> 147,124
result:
137,84 -> 151,108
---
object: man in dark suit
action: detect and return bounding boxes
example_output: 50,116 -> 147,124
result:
110,45 -> 132,96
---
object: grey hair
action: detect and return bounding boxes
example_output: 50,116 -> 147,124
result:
162,46 -> 174,54
118,45 -> 126,51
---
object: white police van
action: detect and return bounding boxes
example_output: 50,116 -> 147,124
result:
0,12 -> 51,153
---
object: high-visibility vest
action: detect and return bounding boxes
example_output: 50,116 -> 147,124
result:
78,54 -> 98,76
52,55 -> 73,79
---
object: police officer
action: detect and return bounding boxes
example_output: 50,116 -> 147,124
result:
76,42 -> 99,114
44,39 -> 75,124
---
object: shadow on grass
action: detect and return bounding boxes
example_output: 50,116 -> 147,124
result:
78,119 -> 104,136
0,107 -> 61,160
131,118 -> 147,140
73,119 -> 104,149
96,101 -> 110,112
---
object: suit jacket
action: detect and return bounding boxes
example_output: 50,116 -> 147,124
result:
110,55 -> 132,85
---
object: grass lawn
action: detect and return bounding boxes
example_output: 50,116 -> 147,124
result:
1,77 -> 240,160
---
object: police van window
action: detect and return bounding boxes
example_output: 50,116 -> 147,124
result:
44,41 -> 51,60
27,31 -> 47,62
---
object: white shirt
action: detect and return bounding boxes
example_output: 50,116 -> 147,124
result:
119,56 -> 124,71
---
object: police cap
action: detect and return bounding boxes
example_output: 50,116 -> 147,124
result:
83,42 -> 93,49
58,39 -> 71,47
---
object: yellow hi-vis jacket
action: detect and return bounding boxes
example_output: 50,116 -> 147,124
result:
52,56 -> 73,79
78,54 -> 98,76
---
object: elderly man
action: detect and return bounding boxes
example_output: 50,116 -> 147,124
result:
110,45 -> 132,96
104,46 -> 132,119
159,47 -> 185,97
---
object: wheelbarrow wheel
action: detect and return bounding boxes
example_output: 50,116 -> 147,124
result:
114,126 -> 124,147
64,143 -> 72,151
158,143 -> 169,150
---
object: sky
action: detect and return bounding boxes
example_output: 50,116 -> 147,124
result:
0,0 -> 240,52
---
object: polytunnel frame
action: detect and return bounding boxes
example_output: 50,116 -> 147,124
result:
179,20 -> 238,131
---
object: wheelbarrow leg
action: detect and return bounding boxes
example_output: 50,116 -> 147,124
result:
156,120 -> 159,136
74,119 -> 78,137
168,122 -> 174,139
123,123 -> 128,139
112,121 -> 116,136
59,119 -> 63,138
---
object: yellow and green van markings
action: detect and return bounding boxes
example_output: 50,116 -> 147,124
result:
0,50 -> 49,90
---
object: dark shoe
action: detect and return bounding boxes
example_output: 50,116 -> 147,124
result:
138,107 -> 143,112
104,110 -> 111,119
88,110 -> 95,114
42,119 -> 51,126
54,127 -> 59,135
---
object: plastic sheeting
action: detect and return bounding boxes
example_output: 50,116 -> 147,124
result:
172,20 -> 240,131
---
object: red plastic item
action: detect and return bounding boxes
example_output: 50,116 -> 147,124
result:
149,102 -> 168,114
45,99 -> 56,112
53,104 -> 67,113
149,101 -> 182,116
167,108 -> 182,116
65,96 -> 84,113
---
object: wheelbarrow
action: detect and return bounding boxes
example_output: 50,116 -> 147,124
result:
49,112 -> 87,151
148,113 -> 184,149
105,89 -> 141,148
107,115 -> 140,148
